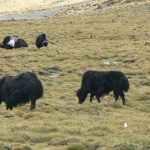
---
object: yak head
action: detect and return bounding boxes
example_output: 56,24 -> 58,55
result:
41,34 -> 48,47
42,40 -> 48,47
75,88 -> 85,104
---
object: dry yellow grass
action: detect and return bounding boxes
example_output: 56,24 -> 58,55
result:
0,2 -> 150,150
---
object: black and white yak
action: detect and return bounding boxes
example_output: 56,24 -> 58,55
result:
1,35 -> 28,49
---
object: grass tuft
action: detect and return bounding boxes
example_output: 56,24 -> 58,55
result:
67,144 -> 84,150
113,143 -> 137,150
0,142 -> 12,150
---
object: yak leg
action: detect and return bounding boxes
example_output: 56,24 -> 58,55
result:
6,105 -> 9,110
90,93 -> 94,102
114,94 -> 119,101
95,87 -> 104,103
6,99 -> 13,110
30,100 -> 36,110
9,107 -> 13,110
120,92 -> 126,105
113,90 -> 119,101
96,96 -> 101,103
6,105 -> 13,110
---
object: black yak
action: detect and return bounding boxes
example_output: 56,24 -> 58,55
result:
0,72 -> 43,110
2,35 -> 28,49
15,38 -> 28,48
76,70 -> 129,105
35,33 -> 48,49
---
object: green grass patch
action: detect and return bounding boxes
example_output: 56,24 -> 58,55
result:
67,144 -> 84,150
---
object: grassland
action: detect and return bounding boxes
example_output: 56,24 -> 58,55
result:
0,3 -> 150,150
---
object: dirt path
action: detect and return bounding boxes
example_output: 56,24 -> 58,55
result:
0,0 -> 101,21
0,0 -> 148,21
0,0 -> 90,14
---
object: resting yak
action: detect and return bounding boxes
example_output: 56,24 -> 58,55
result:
76,70 -> 129,105
0,72 -> 43,110
2,35 -> 28,49
35,33 -> 48,49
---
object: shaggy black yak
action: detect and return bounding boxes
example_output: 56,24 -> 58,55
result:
2,35 -> 28,49
0,72 -> 43,110
76,70 -> 129,105
35,33 -> 48,49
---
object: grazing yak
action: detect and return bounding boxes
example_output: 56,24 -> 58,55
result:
35,33 -> 48,49
0,72 -> 43,110
76,70 -> 129,105
2,35 -> 28,49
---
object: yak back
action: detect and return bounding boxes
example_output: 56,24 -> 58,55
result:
15,38 -> 28,48
81,70 -> 129,95
77,70 -> 129,103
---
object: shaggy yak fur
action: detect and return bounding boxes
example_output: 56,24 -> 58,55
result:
76,70 -> 129,105
35,33 -> 48,49
2,36 -> 28,49
0,72 -> 43,110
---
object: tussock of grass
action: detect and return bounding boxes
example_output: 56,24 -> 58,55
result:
142,145 -> 150,150
67,144 -> 84,150
0,142 -> 12,150
113,143 -> 137,150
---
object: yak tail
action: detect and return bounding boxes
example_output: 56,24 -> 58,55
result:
119,75 -> 130,92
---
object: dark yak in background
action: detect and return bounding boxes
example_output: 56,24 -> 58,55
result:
35,33 -> 48,49
0,72 -> 43,110
76,70 -> 129,105
1,35 -> 28,49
